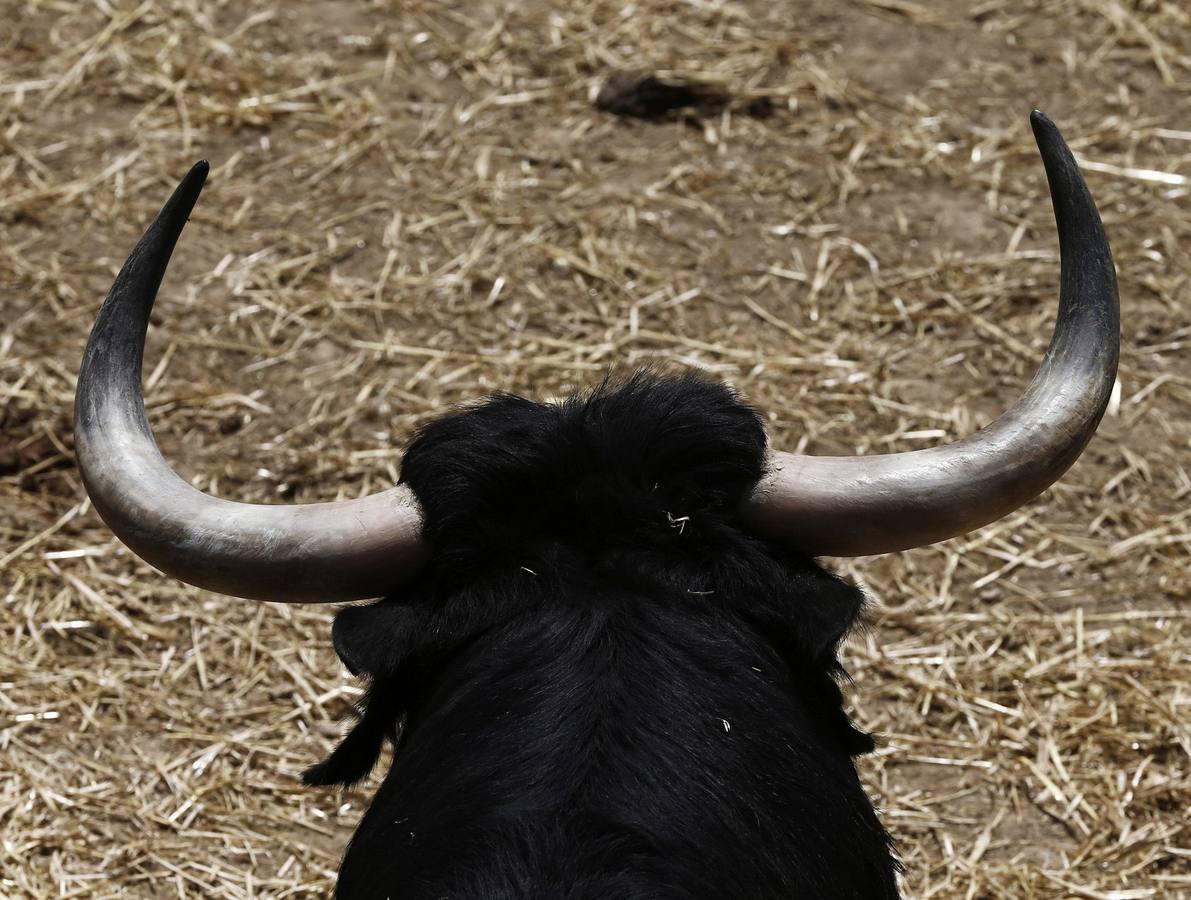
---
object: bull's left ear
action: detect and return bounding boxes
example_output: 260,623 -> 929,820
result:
332,602 -> 421,677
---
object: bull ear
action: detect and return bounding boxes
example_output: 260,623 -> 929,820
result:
303,685 -> 394,787
307,603 -> 423,788
332,603 -> 421,678
793,570 -> 866,664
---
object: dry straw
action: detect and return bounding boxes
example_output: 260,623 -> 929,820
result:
1,1 -> 1188,897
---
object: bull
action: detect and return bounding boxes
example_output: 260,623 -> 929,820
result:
73,111 -> 1118,899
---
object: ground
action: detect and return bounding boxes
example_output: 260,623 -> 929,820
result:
1,0 -> 1189,897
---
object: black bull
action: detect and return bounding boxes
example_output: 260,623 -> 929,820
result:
313,373 -> 900,897
73,112 -> 1118,899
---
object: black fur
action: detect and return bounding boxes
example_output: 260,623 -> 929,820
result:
307,372 -> 900,899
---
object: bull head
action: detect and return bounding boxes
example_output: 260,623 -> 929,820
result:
74,111 -> 1118,602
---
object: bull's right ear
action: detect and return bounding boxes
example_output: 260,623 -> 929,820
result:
332,602 -> 421,678
792,568 -> 867,664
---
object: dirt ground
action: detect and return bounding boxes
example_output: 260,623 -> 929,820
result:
1,0 -> 1189,897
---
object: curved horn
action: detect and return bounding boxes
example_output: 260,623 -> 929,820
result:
74,162 -> 426,602
746,111 -> 1119,556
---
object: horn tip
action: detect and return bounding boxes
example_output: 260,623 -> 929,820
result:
1028,110 -> 1073,160
1029,108 -> 1053,128
1029,109 -> 1062,145
181,160 -> 210,195
153,161 -> 210,235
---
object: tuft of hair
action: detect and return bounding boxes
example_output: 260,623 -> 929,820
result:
401,370 -> 769,573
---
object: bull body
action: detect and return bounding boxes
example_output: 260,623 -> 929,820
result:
307,375 -> 899,898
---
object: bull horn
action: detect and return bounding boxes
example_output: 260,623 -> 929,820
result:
745,111 -> 1119,556
74,161 -> 426,602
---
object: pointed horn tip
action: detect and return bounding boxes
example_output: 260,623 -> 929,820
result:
1029,109 -> 1062,146
169,160 -> 210,202
1028,110 -> 1074,161
179,159 -> 210,196
149,161 -> 210,235
1029,108 -> 1054,130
